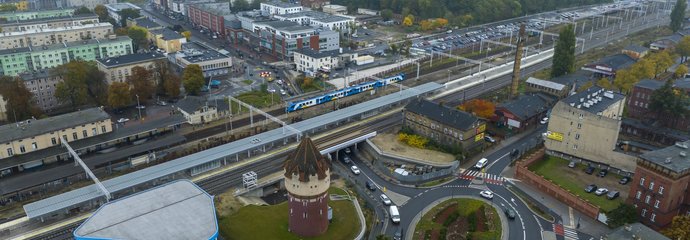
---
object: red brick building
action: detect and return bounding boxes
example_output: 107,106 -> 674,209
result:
626,141 -> 690,230
283,137 -> 330,237
188,2 -> 231,35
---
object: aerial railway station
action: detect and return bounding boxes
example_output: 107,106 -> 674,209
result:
23,82 -> 443,221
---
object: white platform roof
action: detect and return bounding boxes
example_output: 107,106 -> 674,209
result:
74,180 -> 217,240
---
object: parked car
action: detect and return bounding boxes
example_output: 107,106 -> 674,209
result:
380,194 -> 392,205
504,208 -> 516,219
595,188 -> 609,196
351,165 -> 360,175
484,136 -> 496,143
510,149 -> 520,158
479,190 -> 494,199
598,169 -> 609,177
607,191 -> 620,200
585,184 -> 598,193
585,165 -> 596,174
366,181 -> 377,191
475,158 -> 489,169
345,147 -> 351,154
117,118 -> 130,123
568,161 -> 576,168
540,117 -> 549,124
619,176 -> 631,185
393,228 -> 403,240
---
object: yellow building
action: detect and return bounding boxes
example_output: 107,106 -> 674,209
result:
96,52 -> 167,85
148,28 -> 187,53
0,107 -> 112,160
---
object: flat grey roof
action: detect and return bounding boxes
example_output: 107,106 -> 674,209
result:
149,28 -> 184,40
24,82 -> 442,219
562,86 -> 625,115
97,52 -> 166,68
640,140 -> 690,174
0,14 -> 98,27
180,43 -> 230,63
0,108 -> 110,143
263,0 -> 301,8
74,180 -> 217,240
526,77 -> 566,91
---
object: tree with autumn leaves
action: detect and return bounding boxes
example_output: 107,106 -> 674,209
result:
614,50 -> 676,94
458,99 -> 495,119
0,76 -> 42,122
663,215 -> 690,239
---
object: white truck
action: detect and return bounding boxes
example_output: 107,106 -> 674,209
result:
390,205 -> 400,223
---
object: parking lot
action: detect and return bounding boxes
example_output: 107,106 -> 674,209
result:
528,156 -> 629,212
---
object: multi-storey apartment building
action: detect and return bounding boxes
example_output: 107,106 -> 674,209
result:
403,99 -> 486,150
0,22 -> 114,50
627,141 -> 690,230
18,70 -> 64,111
252,20 -> 339,60
0,8 -> 74,22
187,2 -> 231,35
0,36 -> 133,76
260,1 -> 302,16
274,11 -> 355,32
97,52 -> 166,84
0,14 -> 99,32
170,43 -> 232,77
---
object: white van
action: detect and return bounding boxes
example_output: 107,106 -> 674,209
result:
475,158 -> 489,169
389,206 -> 400,223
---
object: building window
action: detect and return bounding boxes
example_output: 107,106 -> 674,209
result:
640,177 -> 645,186
573,144 -> 578,150
51,137 -> 57,145
7,148 -> 13,156
72,132 -> 78,140
659,186 -> 664,195
641,208 -> 647,217
20,145 -> 26,153
645,195 -> 651,204
649,181 -> 654,191
92,128 -> 97,135
577,123 -> 582,129
654,200 -> 660,208
575,133 -> 580,140
31,142 -> 37,150
636,191 -> 641,199
650,213 -> 656,222
102,126 -> 107,133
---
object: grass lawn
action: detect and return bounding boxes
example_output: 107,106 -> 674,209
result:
219,196 -> 359,240
242,79 -> 253,85
234,90 -> 281,109
416,198 -> 501,240
528,156 -> 625,212
328,187 -> 348,196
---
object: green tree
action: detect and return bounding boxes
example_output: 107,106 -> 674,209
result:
107,82 -> 132,109
403,15 -> 414,26
613,69 -> 636,94
596,78 -> 613,90
551,24 -> 576,78
94,5 -> 109,21
74,6 -> 92,14
577,81 -> 594,92
670,0 -> 686,32
675,64 -> 689,78
53,61 -> 98,109
606,204 -> 637,228
650,79 -> 690,119
0,76 -> 42,121
0,3 -> 17,12
163,73 -> 181,98
127,66 -> 155,103
676,36 -> 690,62
128,26 -> 149,51
381,9 -> 393,21
662,215 -> 690,240
182,64 -> 205,95
118,8 -> 141,27
648,50 -> 676,77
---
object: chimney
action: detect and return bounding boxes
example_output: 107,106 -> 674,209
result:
510,24 -> 526,98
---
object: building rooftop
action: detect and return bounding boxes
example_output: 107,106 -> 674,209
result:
0,22 -> 113,38
640,140 -> 690,173
262,0 -> 302,8
97,52 -> 166,68
588,53 -> 636,72
606,223 -> 670,240
105,2 -> 141,12
0,36 -> 132,55
0,107 -> 110,143
526,77 -> 567,91
149,28 -> 184,40
178,43 -> 230,63
549,72 -> 590,87
260,20 -> 314,33
622,118 -> 690,142
623,44 -> 648,53
294,48 -> 346,59
276,10 -> 352,23
636,78 -> 690,91
498,94 -> 554,120
174,96 -> 229,114
0,14 -> 98,27
18,69 -> 61,81
133,17 -> 161,29
73,180 -> 217,240
405,99 -> 480,131
562,86 -> 625,115
283,137 -> 330,182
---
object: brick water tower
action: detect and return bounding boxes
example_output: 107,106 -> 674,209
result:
283,137 -> 331,237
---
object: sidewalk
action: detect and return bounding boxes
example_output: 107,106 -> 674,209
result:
459,127 -> 541,170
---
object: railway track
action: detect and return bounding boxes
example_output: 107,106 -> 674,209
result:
29,221 -> 82,240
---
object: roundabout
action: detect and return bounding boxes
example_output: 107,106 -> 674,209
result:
410,197 -> 506,240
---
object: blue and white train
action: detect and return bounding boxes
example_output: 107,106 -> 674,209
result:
286,73 -> 406,113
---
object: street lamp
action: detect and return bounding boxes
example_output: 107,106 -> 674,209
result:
136,94 -> 142,121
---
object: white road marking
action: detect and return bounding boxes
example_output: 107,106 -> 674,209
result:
486,152 -> 510,170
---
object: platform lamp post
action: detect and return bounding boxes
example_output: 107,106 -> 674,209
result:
136,94 -> 142,121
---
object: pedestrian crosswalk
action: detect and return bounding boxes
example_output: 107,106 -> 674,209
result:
458,169 -> 506,185
553,223 -> 579,240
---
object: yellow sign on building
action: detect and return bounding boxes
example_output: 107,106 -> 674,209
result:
475,132 -> 485,142
546,131 -> 564,142
476,123 -> 486,134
